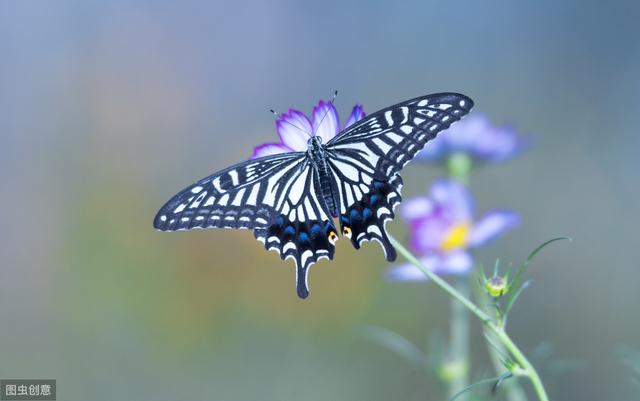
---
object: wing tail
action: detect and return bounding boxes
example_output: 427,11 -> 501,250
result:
338,175 -> 403,261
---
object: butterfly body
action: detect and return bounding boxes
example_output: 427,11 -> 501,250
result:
306,136 -> 340,218
154,93 -> 474,298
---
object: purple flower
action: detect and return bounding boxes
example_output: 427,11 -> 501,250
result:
386,179 -> 520,281
416,113 -> 527,163
251,100 -> 366,159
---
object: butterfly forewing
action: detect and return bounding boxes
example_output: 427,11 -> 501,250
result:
326,93 -> 473,258
327,93 -> 473,178
154,153 -> 303,231
154,152 -> 338,299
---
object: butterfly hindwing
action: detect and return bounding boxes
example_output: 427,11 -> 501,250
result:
255,216 -> 337,299
252,161 -> 338,298
328,157 -> 403,260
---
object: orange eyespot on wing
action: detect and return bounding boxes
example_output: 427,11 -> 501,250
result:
342,226 -> 352,238
328,230 -> 338,245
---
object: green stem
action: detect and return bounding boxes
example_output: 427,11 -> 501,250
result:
389,236 -> 550,401
447,279 -> 470,399
446,153 -> 472,185
487,309 -> 529,397
471,280 -> 529,401
486,338 -> 529,401
445,154 -> 472,398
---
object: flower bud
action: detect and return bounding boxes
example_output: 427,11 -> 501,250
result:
438,359 -> 468,383
485,276 -> 508,297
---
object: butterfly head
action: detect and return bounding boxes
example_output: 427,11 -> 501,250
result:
307,135 -> 323,151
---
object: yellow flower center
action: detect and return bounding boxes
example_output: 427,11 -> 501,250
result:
441,223 -> 470,251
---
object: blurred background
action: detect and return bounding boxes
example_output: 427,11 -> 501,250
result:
1,1 -> 639,400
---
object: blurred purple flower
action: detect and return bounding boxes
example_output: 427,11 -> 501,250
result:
416,113 -> 527,163
386,180 -> 520,281
251,100 -> 366,159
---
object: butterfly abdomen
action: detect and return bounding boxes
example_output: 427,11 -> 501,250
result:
317,163 -> 339,217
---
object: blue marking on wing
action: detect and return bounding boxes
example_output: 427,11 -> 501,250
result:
363,207 -> 373,219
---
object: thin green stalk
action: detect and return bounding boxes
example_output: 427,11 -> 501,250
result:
389,236 -> 549,401
472,279 -> 529,401
447,279 -> 470,399
486,329 -> 530,401
445,152 -> 471,398
490,331 -> 529,400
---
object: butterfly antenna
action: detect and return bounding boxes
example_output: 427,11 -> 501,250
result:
312,90 -> 338,137
270,109 -> 311,136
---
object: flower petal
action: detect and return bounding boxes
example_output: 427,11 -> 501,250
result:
473,124 -> 527,161
311,100 -> 340,143
430,179 -> 474,222
276,109 -> 312,151
436,251 -> 474,275
445,114 -> 488,152
385,251 -> 473,281
401,180 -> 475,255
415,134 -> 446,161
385,258 -> 435,282
468,210 -> 520,247
344,104 -> 365,128
409,217 -> 450,255
400,196 -> 434,223
414,113 -> 528,163
250,143 -> 293,159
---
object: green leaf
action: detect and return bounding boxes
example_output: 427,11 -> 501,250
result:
503,280 -> 531,317
503,237 -> 571,319
525,237 -> 572,266
449,372 -> 512,401
493,371 -> 515,395
359,325 -> 427,369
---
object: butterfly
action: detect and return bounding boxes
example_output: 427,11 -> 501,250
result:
154,93 -> 474,298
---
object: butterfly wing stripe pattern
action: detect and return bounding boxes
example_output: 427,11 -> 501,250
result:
254,164 -> 338,299
327,153 -> 403,261
153,153 -> 304,231
326,93 -> 473,258
154,92 -> 474,299
154,152 -> 337,299
327,93 -> 473,178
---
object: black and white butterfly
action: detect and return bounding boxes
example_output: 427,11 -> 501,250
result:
154,93 -> 473,298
